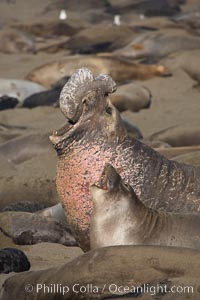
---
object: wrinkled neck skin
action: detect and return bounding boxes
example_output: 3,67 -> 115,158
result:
55,118 -> 200,251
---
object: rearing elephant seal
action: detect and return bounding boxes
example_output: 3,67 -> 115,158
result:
50,67 -> 200,251
90,164 -> 200,250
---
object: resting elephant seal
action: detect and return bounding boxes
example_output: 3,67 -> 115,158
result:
64,23 -> 135,54
147,122 -> 200,147
26,55 -> 170,88
108,0 -> 183,16
0,211 -> 76,247
172,151 -> 200,167
90,164 -> 200,250
2,245 -> 200,300
109,82 -> 152,112
0,248 -> 30,274
50,68 -> 200,251
0,95 -> 18,110
0,78 -> 47,105
172,11 -> 200,36
0,28 -> 36,54
114,30 -> 200,60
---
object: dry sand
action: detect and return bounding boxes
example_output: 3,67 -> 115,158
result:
0,0 -> 200,298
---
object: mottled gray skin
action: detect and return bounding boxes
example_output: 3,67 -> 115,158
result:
0,211 -> 77,247
50,68 -> 200,251
90,164 -> 200,250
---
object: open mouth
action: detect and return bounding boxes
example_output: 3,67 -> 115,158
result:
49,102 -> 86,146
49,120 -> 75,145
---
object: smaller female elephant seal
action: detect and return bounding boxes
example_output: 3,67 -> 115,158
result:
90,164 -> 200,250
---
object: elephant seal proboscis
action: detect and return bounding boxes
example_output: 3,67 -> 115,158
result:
50,67 -> 200,251
90,164 -> 200,250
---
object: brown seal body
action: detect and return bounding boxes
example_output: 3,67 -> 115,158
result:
50,68 -> 200,251
114,30 -> 200,60
26,55 -> 170,88
2,245 -> 200,300
173,151 -> 200,167
147,122 -> 200,147
0,211 -> 76,247
0,29 -> 36,54
90,164 -> 200,250
109,82 -> 152,112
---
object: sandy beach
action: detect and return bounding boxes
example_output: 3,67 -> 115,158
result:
0,0 -> 200,299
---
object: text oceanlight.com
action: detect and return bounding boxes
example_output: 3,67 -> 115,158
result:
25,283 -> 194,296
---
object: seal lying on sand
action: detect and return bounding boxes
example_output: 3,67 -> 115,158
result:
0,28 -> 36,54
163,49 -> 200,86
0,95 -> 18,110
108,0 -> 184,16
50,68 -> 200,251
0,78 -> 46,105
64,23 -> 135,54
147,122 -> 200,147
172,151 -> 200,167
90,164 -> 200,250
26,55 -> 170,88
109,82 -> 152,112
114,30 -> 200,60
22,77 -> 68,108
2,245 -> 200,300
0,211 -> 76,247
0,248 -> 30,274
172,11 -> 200,36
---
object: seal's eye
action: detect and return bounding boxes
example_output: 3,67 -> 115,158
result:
106,106 -> 112,115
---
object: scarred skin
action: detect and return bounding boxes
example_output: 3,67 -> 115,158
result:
50,68 -> 200,251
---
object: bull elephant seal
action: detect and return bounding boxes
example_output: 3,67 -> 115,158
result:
90,164 -> 200,250
50,68 -> 200,251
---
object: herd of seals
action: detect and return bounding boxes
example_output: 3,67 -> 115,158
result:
0,0 -> 200,299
